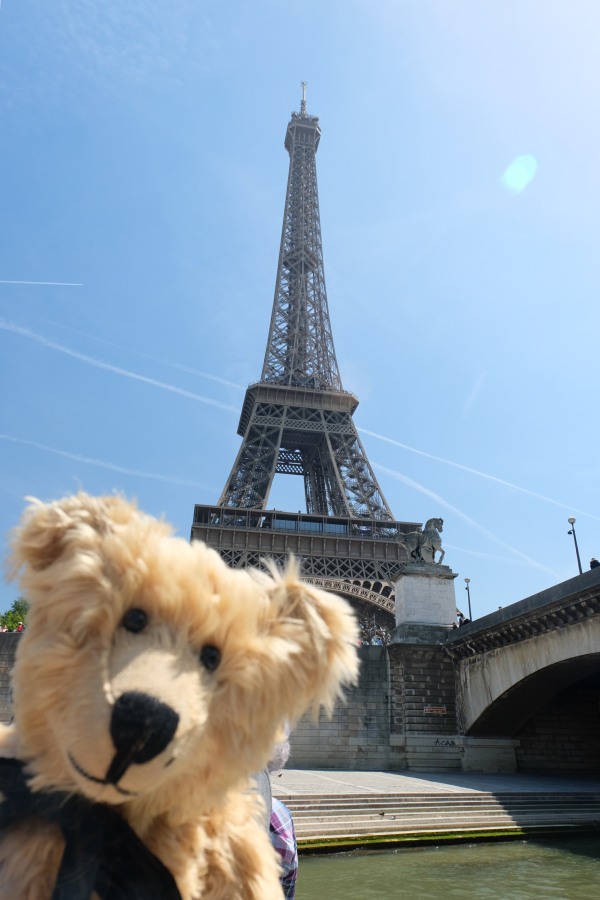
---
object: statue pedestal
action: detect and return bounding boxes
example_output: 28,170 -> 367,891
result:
392,564 -> 457,643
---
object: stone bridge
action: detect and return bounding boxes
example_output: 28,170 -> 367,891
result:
445,567 -> 600,771
290,567 -> 600,774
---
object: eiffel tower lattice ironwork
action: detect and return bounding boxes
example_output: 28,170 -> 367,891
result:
218,87 -> 392,520
192,87 -> 420,627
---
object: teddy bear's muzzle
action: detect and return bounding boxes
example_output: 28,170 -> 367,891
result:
105,691 -> 180,785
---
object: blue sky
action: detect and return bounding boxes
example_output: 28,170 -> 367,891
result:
1,0 -> 599,620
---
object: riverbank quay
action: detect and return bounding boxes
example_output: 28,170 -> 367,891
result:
271,770 -> 600,852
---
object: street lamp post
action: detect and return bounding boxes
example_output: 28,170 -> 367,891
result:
567,517 -> 583,575
464,578 -> 472,621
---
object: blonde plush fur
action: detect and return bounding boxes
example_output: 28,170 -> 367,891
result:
1,493 -> 359,899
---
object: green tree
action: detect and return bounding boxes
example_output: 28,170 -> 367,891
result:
1,597 -> 29,632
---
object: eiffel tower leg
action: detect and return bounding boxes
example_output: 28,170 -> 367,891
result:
329,421 -> 392,520
302,442 -> 346,516
321,429 -> 356,516
218,414 -> 284,509
308,411 -> 393,520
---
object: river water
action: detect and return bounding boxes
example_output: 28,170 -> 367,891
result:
296,837 -> 600,899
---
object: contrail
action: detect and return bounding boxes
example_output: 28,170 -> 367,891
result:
462,371 -> 487,420
0,320 -> 239,413
362,428 -> 600,522
42,319 -> 245,390
0,435 -> 212,489
0,280 -> 82,286
373,462 -> 559,577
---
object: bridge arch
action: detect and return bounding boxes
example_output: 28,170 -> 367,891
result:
458,617 -> 600,735
466,653 -> 600,738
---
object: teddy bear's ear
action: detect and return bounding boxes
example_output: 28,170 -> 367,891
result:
7,493 -> 114,575
262,559 -> 360,722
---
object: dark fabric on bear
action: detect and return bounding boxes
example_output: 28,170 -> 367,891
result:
0,757 -> 181,899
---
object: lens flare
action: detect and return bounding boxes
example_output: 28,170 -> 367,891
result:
501,155 -> 538,193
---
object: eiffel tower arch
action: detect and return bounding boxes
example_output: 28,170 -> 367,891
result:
191,87 -> 421,632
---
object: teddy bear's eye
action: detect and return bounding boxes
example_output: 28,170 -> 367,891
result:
199,645 -> 221,672
122,608 -> 148,633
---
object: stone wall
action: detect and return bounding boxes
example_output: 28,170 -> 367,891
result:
388,643 -> 460,771
288,646 -> 394,770
388,644 -> 457,736
289,642 -> 461,771
0,634 -> 19,724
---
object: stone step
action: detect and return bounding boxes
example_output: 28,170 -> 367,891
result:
291,802 -> 600,818
282,791 -> 600,802
276,792 -> 600,845
295,812 -> 600,833
294,809 -> 600,829
296,821 -> 598,842
292,800 -> 600,809
286,798 -> 600,814
291,805 -> 600,823
286,797 -> 600,812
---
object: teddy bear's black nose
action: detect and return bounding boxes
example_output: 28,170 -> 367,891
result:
106,691 -> 180,784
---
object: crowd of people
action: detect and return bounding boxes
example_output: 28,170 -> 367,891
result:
0,622 -> 24,633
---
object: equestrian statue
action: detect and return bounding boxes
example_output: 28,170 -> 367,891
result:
398,517 -> 445,565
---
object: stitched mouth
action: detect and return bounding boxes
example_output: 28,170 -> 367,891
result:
68,752 -> 139,797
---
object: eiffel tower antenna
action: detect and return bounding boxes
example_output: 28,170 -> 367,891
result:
192,94 -> 421,626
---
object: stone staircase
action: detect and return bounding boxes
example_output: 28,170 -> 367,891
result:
280,792 -> 600,849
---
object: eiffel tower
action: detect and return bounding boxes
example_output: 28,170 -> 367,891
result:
191,86 -> 420,628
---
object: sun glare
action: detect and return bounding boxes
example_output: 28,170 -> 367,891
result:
501,154 -> 538,193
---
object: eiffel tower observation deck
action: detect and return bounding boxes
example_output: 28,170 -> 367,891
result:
191,86 -> 421,627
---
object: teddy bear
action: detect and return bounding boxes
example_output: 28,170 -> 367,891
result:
0,492 -> 359,899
